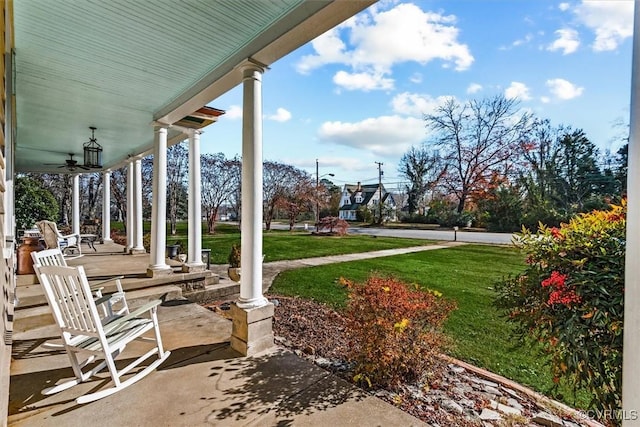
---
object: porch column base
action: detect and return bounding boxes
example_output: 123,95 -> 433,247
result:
102,238 -> 113,244
146,266 -> 172,277
230,302 -> 274,356
182,262 -> 205,273
129,248 -> 146,255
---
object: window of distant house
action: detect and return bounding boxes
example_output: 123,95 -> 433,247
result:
355,194 -> 363,203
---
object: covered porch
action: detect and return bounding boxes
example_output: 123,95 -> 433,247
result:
0,0 -> 378,424
8,245 -> 421,426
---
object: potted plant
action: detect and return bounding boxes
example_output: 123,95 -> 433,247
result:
166,240 -> 182,260
227,244 -> 241,282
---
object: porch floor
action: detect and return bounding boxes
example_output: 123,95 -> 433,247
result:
8,242 -> 426,426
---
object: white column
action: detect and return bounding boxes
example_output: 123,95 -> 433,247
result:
72,174 -> 80,235
147,126 -> 171,275
238,63 -> 268,309
133,158 -> 145,252
623,2 -> 640,425
102,171 -> 112,243
185,129 -> 204,270
126,162 -> 134,251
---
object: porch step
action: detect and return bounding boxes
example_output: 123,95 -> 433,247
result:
13,284 -> 184,332
183,278 -> 240,304
15,271 -> 220,308
13,276 -> 239,331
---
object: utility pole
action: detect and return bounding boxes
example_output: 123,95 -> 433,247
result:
375,161 -> 383,224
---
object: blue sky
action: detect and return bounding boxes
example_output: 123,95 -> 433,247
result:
199,0 -> 634,190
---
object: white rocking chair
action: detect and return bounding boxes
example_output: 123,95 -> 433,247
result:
32,248 -> 129,320
34,264 -> 170,404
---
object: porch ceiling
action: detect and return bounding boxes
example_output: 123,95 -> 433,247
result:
12,0 -> 375,173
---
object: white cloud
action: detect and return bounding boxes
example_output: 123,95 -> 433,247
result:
409,73 -> 423,84
467,83 -> 483,94
546,78 -> 584,100
333,70 -> 394,91
574,0 -> 633,51
540,96 -> 551,104
501,33 -> 534,50
559,3 -> 570,12
296,3 -> 473,92
547,28 -> 580,54
318,115 -> 425,156
265,107 -> 292,122
223,105 -> 243,120
505,82 -> 532,101
391,92 -> 454,117
296,28 -> 349,75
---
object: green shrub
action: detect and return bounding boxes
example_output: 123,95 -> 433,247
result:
495,202 -> 625,416
343,275 -> 456,388
15,175 -> 59,230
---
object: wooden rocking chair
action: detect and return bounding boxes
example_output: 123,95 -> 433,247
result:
34,264 -> 170,404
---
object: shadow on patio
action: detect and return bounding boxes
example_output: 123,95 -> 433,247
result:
8,246 -> 425,426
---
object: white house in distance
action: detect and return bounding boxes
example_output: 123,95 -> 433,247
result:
338,182 -> 396,221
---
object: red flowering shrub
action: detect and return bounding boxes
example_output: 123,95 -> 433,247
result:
495,201 -> 626,418
317,216 -> 349,235
343,275 -> 456,388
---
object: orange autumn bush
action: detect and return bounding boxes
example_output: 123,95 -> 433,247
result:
343,275 -> 456,388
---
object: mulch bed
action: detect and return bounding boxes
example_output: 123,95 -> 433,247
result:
205,296 -> 596,427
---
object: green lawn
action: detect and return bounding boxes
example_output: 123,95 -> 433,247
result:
169,222 -> 436,264
269,244 -> 590,408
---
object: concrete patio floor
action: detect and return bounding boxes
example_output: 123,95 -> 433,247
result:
8,242 -> 427,426
8,302 -> 425,426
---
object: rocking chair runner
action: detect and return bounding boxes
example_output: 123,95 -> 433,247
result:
34,264 -> 170,404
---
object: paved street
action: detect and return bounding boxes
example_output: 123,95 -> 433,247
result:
346,226 -> 515,245
269,222 -> 515,245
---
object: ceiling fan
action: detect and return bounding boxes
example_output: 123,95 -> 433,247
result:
44,153 -> 90,171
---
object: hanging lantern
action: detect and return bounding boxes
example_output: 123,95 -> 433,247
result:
83,126 -> 103,168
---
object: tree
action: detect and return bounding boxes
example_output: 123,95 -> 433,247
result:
201,153 -> 240,233
319,178 -> 341,218
36,173 -> 73,225
398,145 -> 446,214
80,173 -> 102,220
615,143 -> 628,196
263,161 -> 299,230
276,169 -> 315,230
517,119 -> 566,210
15,175 -> 59,230
166,142 -> 188,235
110,167 -> 127,228
554,130 -> 602,213
424,95 -> 531,213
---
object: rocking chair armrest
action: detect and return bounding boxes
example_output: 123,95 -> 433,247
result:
59,233 -> 80,245
94,294 -> 113,307
102,300 -> 161,332
90,276 -> 125,293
